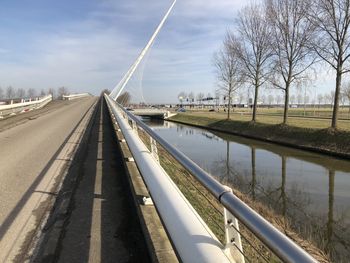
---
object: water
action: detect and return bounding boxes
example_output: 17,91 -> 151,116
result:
144,119 -> 350,262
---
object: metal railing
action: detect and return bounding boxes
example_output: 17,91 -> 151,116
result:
0,94 -> 52,118
62,93 -> 91,100
105,94 -> 318,263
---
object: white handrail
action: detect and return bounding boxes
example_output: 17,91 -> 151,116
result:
105,94 -> 318,263
105,94 -> 232,263
0,95 -> 52,111
62,93 -> 90,100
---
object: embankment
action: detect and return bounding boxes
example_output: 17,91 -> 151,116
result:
168,114 -> 350,159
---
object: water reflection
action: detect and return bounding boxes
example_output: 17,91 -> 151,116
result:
145,119 -> 350,262
326,170 -> 334,258
251,147 -> 256,201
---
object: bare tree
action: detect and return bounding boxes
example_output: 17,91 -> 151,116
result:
276,94 -> 282,105
344,82 -> 350,112
206,93 -> 213,106
16,88 -> 26,98
188,92 -> 195,104
213,33 -> 244,119
317,94 -> 324,107
340,91 -> 347,105
310,0 -> 350,128
178,91 -> 187,106
47,88 -> 56,99
27,88 -> 36,98
116,91 -> 131,106
324,93 -> 332,106
196,92 -> 204,105
330,91 -> 335,108
6,86 -> 15,99
238,91 -> 245,105
214,90 -> 221,106
101,89 -> 111,95
57,87 -> 68,98
0,87 -> 4,100
290,94 -> 296,104
40,89 -> 46,96
268,94 -> 274,105
297,93 -> 303,105
236,3 -> 273,121
266,0 -> 316,124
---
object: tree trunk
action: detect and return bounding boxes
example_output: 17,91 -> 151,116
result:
252,82 -> 259,122
226,141 -> 230,180
331,69 -> 342,129
251,147 -> 256,201
227,92 -> 231,120
283,86 -> 290,125
326,169 -> 335,255
281,156 -> 287,217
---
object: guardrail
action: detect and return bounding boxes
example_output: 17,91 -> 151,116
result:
0,94 -> 52,118
62,93 -> 90,100
104,94 -> 318,263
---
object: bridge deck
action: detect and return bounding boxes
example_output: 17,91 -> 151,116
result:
131,108 -> 167,117
42,99 -> 150,262
0,97 -> 153,262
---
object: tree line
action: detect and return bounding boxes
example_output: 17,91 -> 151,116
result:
0,86 -> 70,100
214,0 -> 350,129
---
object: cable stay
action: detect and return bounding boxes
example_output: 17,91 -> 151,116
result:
110,0 -> 177,101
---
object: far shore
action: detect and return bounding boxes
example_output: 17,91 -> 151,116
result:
167,111 -> 350,160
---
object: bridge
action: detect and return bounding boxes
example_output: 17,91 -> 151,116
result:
0,92 -> 319,263
130,108 -> 176,119
0,1 -> 320,262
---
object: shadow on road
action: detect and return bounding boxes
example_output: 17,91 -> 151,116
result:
56,98 -> 150,263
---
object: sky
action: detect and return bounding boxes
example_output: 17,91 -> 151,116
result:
0,0 -> 339,103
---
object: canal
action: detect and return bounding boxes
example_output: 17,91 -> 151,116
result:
144,118 -> 350,263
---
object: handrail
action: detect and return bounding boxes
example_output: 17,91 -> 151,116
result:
105,94 -> 231,263
105,94 -> 318,263
0,95 -> 52,111
62,93 -> 90,100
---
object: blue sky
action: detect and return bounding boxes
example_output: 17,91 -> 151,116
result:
0,0 -> 338,103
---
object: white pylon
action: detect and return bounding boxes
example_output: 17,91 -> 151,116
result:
110,0 -> 177,101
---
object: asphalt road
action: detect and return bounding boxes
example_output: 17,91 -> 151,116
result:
0,97 -> 97,262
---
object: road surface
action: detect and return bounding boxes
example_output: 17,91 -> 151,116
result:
54,98 -> 150,263
0,97 -> 97,262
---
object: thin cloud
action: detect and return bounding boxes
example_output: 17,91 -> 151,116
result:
0,0 -> 336,102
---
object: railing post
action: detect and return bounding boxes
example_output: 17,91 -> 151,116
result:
224,187 -> 245,263
150,136 -> 160,163
104,94 -> 319,263
131,119 -> 138,136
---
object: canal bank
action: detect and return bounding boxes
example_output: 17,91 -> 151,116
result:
145,118 -> 350,263
168,114 -> 350,159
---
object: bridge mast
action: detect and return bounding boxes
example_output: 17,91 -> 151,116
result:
110,0 -> 177,101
